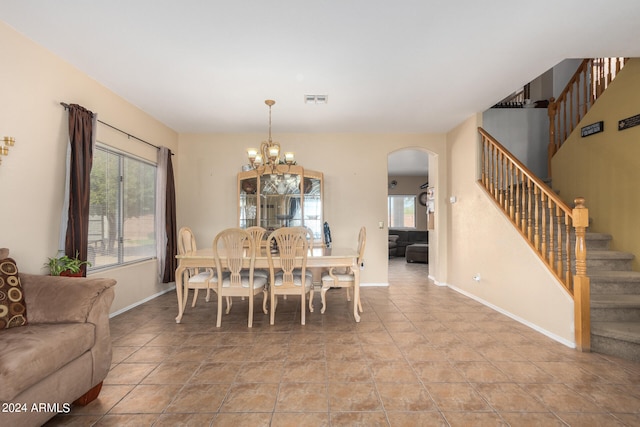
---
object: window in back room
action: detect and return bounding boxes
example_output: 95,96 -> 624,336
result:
388,195 -> 416,229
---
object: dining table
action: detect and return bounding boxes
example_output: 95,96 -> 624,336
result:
174,245 -> 361,323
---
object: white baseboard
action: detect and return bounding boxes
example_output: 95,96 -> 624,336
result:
109,285 -> 175,318
429,275 -> 447,286
109,281 -> 389,318
443,282 -> 575,349
109,280 -> 574,348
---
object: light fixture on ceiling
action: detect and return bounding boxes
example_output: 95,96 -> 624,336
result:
246,100 -> 295,175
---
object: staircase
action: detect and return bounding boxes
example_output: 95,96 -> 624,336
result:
586,232 -> 640,361
478,127 -> 640,361
547,57 -> 627,176
477,58 -> 640,359
546,57 -> 639,361
478,128 -> 591,350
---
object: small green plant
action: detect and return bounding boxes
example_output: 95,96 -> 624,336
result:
45,251 -> 91,276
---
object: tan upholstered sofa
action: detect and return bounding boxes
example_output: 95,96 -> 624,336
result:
0,269 -> 116,427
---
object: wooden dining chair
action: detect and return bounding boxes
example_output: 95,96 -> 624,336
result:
244,226 -> 268,279
178,226 -> 219,309
213,228 -> 268,327
246,226 -> 267,247
303,226 -> 315,249
266,227 -> 314,325
320,226 -> 366,315
290,226 -> 315,285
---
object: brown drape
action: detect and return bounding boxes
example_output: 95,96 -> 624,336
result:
162,149 -> 177,282
65,104 -> 94,276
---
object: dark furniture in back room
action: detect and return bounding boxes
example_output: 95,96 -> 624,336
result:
388,235 -> 399,257
406,243 -> 428,263
388,229 -> 428,257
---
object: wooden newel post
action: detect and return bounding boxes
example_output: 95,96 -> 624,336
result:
572,197 -> 590,352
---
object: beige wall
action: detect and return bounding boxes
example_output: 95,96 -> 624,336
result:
177,134 -> 446,285
1,21 -> 578,345
552,59 -> 640,271
0,22 -> 179,313
446,114 -> 575,345
387,174 -> 429,230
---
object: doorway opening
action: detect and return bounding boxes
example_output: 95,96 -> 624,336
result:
387,148 -> 431,277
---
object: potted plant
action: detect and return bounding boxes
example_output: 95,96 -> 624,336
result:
45,251 -> 91,277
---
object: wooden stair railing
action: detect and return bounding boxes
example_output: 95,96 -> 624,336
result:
479,127 -> 591,351
547,57 -> 627,176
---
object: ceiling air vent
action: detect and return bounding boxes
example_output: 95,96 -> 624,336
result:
304,94 -> 328,104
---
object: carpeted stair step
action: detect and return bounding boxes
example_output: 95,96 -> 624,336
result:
590,270 -> 640,295
581,232 -> 612,251
591,321 -> 640,362
585,250 -> 634,271
591,294 -> 640,322
566,232 -> 613,250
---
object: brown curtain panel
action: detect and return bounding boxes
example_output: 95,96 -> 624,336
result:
162,149 -> 177,283
65,104 -> 95,276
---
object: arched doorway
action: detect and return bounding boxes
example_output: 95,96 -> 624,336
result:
387,148 -> 433,281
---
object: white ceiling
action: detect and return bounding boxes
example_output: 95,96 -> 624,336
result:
2,1 -> 640,139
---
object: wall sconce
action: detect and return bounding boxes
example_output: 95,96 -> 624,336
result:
0,136 -> 16,165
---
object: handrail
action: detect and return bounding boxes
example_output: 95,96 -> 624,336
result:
478,127 -> 591,351
548,58 -> 627,176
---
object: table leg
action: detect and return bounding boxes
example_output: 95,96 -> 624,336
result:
352,264 -> 361,322
320,283 -> 329,314
175,265 -> 186,323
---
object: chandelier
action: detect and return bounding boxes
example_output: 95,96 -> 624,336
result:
246,99 -> 295,175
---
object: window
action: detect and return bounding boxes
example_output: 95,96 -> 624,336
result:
88,145 -> 156,270
388,195 -> 416,228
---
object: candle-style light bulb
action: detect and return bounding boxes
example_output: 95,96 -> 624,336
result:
284,152 -> 295,164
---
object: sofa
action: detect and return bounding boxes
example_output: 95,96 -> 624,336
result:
388,229 -> 428,257
406,243 -> 429,263
388,235 -> 399,257
0,251 -> 116,427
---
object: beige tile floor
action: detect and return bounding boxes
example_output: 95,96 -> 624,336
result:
46,258 -> 640,426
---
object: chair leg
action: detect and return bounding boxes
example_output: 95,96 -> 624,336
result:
300,293 -> 306,325
262,289 -> 268,314
205,288 -> 211,302
320,284 -> 330,314
225,296 -> 232,314
191,289 -> 199,307
346,287 -> 351,302
248,294 -> 254,327
308,287 -> 314,313
183,287 -> 190,312
270,294 -> 277,325
216,292 -> 223,327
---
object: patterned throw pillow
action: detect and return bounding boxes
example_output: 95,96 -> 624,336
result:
0,257 -> 28,329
